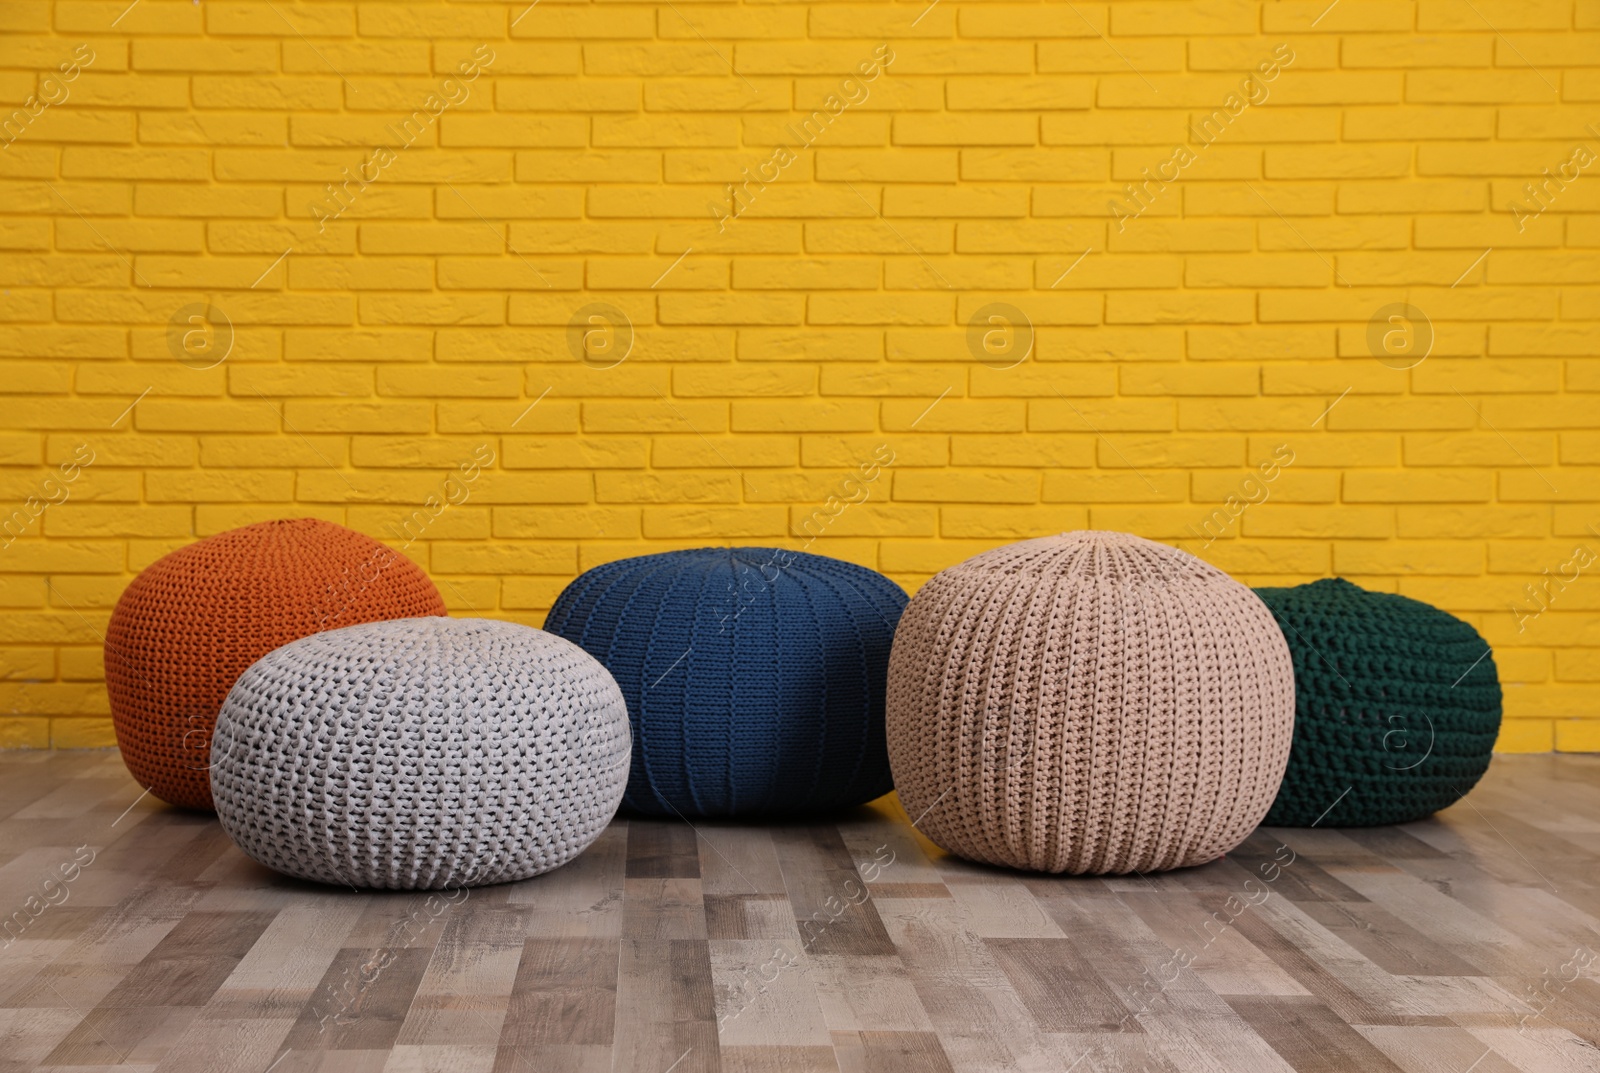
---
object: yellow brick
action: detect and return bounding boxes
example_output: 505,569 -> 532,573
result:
1322,398 -> 1481,434
1496,719 -> 1553,751
1402,432 -> 1555,467
499,576 -> 570,610
893,470 -> 1038,503
1504,683 -> 1600,718
1042,471 -> 1186,503
288,330 -> 430,363
654,435 -> 795,469
51,717 -> 116,747
597,472 -> 740,504
1029,399 -> 1174,432
884,399 -> 1023,434
673,366 -> 815,398
146,470 -> 295,502
1195,469 -> 1337,505
583,400 -> 725,435
132,38 -> 276,72
641,507 -> 789,539
443,114 -> 588,149
1193,539 -> 1331,575
808,294 -> 952,326
1333,541 -> 1485,575
805,221 -> 953,256
491,506 -> 635,541
1343,187 -> 1483,226
1489,540 -> 1597,576
1556,719 -> 1600,751
283,401 -> 431,434
45,505 -> 193,538
1344,470 -> 1491,505
940,505 -> 1089,539
1261,217 -> 1411,253
732,400 -> 874,433
1399,506 -> 1548,539
1108,293 -> 1255,325
1183,183 -> 1332,218
0,717 -> 51,748
0,0 -> 1597,749
344,506 -> 489,542
442,258 -> 584,292
789,504 -> 936,538
281,40 -> 428,75
1245,506 -> 1395,539
201,436 -> 345,468
1111,1 -> 1257,34
734,259 -> 880,290
816,149 -> 958,183
0,360 -> 70,394
1119,364 -> 1259,396
800,435 -> 942,469
502,437 -> 648,471
892,114 -> 1037,147
206,1 -> 351,34
431,542 -> 577,576
968,363 -> 1114,399
442,400 -> 579,434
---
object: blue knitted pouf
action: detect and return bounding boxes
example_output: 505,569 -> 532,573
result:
544,547 -> 909,818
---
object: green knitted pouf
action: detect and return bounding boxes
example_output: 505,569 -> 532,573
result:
1254,578 -> 1502,827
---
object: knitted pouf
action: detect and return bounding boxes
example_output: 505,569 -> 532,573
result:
210,617 -> 630,890
886,531 -> 1296,875
544,547 -> 908,818
1254,578 -> 1502,827
106,518 -> 445,810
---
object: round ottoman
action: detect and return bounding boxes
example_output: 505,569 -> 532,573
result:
210,617 -> 630,890
1254,578 -> 1502,827
544,546 -> 908,818
106,518 -> 445,810
887,531 -> 1296,874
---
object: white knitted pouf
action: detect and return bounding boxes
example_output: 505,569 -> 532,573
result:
210,617 -> 630,890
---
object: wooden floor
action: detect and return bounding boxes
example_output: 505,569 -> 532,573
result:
2,754 -> 1600,1073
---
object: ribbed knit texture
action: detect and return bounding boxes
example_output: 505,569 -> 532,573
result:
544,547 -> 908,818
1255,578 -> 1502,827
211,617 -> 630,890
886,531 -> 1296,875
106,518 -> 446,811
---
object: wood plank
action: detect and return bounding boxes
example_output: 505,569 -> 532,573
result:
772,828 -> 894,958
507,822 -> 626,939
497,938 -> 616,1047
985,938 -> 1132,1033
1,751 -> 1599,1073
1225,996 -> 1408,1072
626,821 -> 701,880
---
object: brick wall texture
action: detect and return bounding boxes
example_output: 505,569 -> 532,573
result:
1,0 -> 1598,751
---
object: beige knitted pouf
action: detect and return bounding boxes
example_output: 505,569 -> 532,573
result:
886,531 -> 1295,874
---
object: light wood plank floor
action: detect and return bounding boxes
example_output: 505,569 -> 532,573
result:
2,751 -> 1599,1073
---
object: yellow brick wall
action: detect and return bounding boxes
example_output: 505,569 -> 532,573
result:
1,0 -> 1597,752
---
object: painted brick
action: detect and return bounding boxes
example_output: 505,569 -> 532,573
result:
0,0 -> 1593,754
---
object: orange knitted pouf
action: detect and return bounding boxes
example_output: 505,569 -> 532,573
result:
105,518 -> 446,810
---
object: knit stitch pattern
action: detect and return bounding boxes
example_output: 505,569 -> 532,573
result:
1255,578 -> 1502,827
210,617 -> 630,890
106,518 -> 446,811
886,531 -> 1296,875
544,547 -> 908,818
